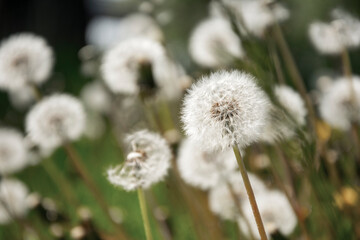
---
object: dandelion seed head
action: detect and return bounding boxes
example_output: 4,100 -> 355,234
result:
8,85 -> 36,110
319,76 -> 360,130
0,33 -> 53,91
189,17 -> 245,68
26,94 -> 86,151
275,85 -> 307,125
107,130 -> 171,191
102,38 -> 181,99
238,190 -> 297,238
309,9 -> 360,54
238,0 -> 289,37
0,129 -> 28,175
80,81 -> 111,114
181,70 -> 271,151
209,172 -> 266,220
177,138 -> 238,190
0,178 -> 29,224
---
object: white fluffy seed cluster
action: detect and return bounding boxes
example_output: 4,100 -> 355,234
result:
101,38 -> 182,99
86,13 -> 163,50
26,94 -> 86,151
319,76 -> 360,130
189,17 -> 245,68
208,172 -> 266,220
0,129 -> 28,175
177,138 -> 238,190
181,70 -> 271,151
274,85 -> 307,126
309,9 -> 360,54
238,190 -> 297,239
107,130 -> 171,191
0,178 -> 29,224
80,81 -> 111,114
0,33 -> 53,91
208,171 -> 297,237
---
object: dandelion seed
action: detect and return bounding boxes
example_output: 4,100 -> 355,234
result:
86,14 -> 163,50
102,38 -> 182,99
26,94 -> 86,151
274,85 -> 307,126
0,129 -> 28,175
209,172 -> 266,220
319,76 -> 360,130
8,85 -> 36,110
309,9 -> 360,54
181,70 -> 271,151
177,138 -> 238,190
238,190 -> 297,239
189,17 -> 245,68
80,81 -> 111,114
0,178 -> 29,224
107,130 -> 171,191
0,33 -> 53,91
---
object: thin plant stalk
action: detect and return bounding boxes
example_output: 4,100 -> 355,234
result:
271,24 -> 317,132
232,145 -> 268,240
42,158 -> 79,208
341,48 -> 356,102
137,188 -> 153,240
268,39 -> 286,85
63,143 -> 130,239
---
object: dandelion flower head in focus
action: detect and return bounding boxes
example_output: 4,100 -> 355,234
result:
0,33 -> 53,91
107,130 -> 171,191
181,70 -> 271,151
26,94 -> 86,151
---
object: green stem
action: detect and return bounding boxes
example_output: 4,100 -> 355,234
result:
232,145 -> 268,240
341,49 -> 356,103
137,188 -> 153,240
63,143 -> 130,239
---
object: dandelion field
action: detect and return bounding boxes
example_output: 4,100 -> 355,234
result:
0,0 -> 360,239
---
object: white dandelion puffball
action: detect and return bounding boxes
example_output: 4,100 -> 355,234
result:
0,33 -> 53,91
238,190 -> 297,238
189,17 -> 245,68
177,138 -> 238,190
226,0 -> 289,37
107,130 -> 171,191
0,178 -> 29,224
182,70 -> 271,151
80,81 -> 111,114
309,9 -> 360,54
0,128 -> 28,175
26,94 -> 86,150
209,172 -> 267,220
8,85 -> 36,110
86,14 -> 163,50
102,37 -> 181,99
274,85 -> 307,126
319,76 -> 360,131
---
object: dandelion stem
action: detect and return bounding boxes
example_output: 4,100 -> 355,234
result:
232,145 -> 268,240
137,188 -> 153,240
63,143 -> 130,239
271,24 -> 317,132
341,48 -> 356,103
41,158 -> 79,212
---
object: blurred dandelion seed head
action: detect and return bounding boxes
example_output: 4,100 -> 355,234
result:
0,33 -> 53,91
0,178 -> 29,224
177,138 -> 238,190
26,94 -> 86,151
0,128 -> 28,175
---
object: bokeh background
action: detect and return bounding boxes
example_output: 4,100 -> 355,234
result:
0,0 -> 360,239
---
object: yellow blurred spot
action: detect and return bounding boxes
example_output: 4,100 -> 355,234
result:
316,121 -> 331,143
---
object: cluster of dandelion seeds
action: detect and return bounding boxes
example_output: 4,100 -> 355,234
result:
107,130 -> 171,191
